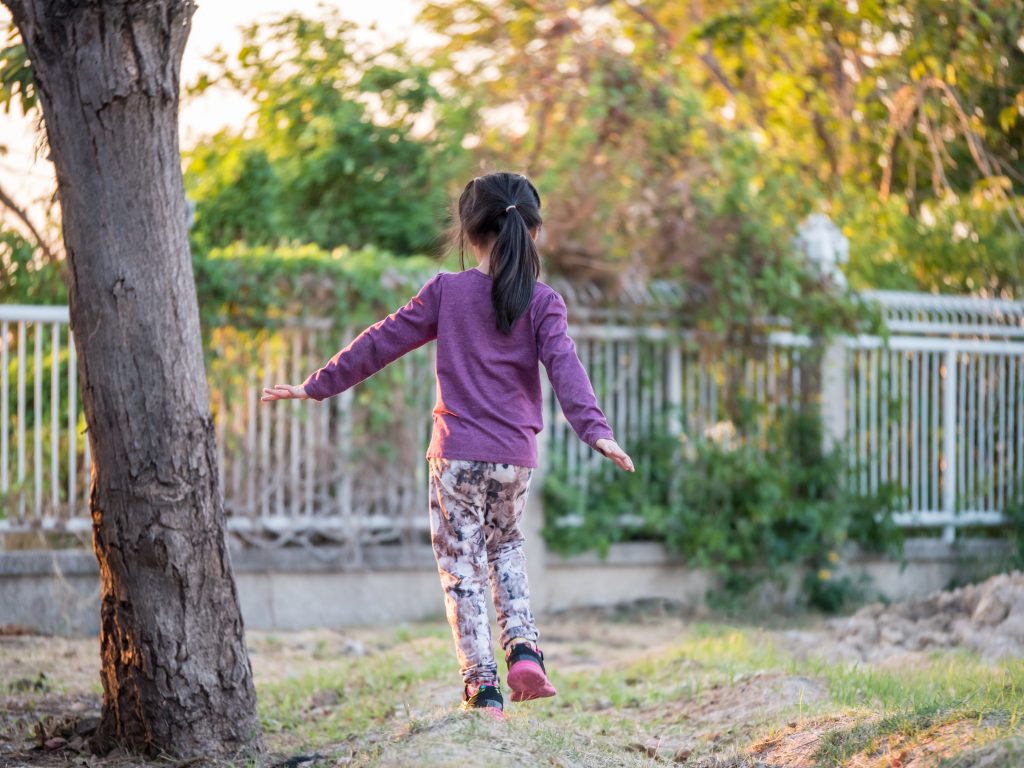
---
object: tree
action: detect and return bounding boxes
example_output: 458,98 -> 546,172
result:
184,10 -> 474,256
1,0 -> 261,759
418,0 -> 1022,297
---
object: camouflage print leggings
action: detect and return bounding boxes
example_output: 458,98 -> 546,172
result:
428,458 -> 539,687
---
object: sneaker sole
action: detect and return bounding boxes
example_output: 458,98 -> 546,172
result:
461,704 -> 506,721
507,659 -> 557,702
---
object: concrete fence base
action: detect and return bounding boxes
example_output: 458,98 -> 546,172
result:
0,538 -> 1012,636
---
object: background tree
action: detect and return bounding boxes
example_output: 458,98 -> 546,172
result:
418,0 -> 1023,297
0,23 -> 63,281
688,0 -> 1024,294
184,10 -> 475,256
416,1 -> 859,342
1,0 -> 261,759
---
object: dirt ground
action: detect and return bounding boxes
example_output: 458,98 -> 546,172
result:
790,570 -> 1024,663
2,575 -> 1024,768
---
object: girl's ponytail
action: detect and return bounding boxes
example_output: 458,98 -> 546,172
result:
491,203 -> 541,334
450,172 -> 543,335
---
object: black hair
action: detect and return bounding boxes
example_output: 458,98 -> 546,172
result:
451,172 -> 543,334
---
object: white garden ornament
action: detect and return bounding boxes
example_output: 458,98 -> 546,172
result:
794,213 -> 850,288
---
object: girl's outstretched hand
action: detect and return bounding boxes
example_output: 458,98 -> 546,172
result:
595,438 -> 635,472
261,383 -> 310,402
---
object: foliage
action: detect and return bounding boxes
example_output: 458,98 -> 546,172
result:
682,137 -> 886,350
4,3 -> 1023,298
192,242 -> 442,333
692,0 -> 1024,194
0,23 -> 35,115
183,10 -> 475,256
418,0 -> 1023,297
0,236 -> 449,338
0,228 -> 64,304
1004,486 -> 1024,570
690,0 -> 1024,296
543,407 -> 904,611
841,186 -> 1024,295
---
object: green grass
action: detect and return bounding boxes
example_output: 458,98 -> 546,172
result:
807,653 -> 1024,765
96,619 -> 1024,766
807,649 -> 1023,712
257,634 -> 453,746
4,615 -> 1019,766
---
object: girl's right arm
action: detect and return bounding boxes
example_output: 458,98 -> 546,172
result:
535,289 -> 634,472
300,273 -> 443,401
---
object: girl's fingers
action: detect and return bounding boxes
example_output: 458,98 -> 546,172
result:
261,384 -> 302,402
610,446 -> 634,472
596,439 -> 635,472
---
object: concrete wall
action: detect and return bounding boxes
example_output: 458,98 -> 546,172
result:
0,538 -> 1012,636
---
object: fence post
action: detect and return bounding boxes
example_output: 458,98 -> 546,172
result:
667,342 -> 683,438
526,379 -> 551,613
942,349 -> 957,543
821,338 -> 847,452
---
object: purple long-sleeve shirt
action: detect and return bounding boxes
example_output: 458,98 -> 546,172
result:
301,268 -> 615,467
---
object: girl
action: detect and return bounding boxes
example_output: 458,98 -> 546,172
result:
262,171 -> 634,717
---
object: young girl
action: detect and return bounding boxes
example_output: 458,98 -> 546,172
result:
262,171 -> 634,717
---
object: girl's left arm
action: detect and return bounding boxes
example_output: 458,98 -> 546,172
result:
287,273 -> 443,402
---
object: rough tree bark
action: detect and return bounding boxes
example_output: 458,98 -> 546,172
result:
2,1 -> 262,758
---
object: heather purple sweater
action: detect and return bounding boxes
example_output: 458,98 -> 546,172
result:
301,268 -> 615,467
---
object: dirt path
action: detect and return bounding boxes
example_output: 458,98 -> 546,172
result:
2,584 -> 1022,768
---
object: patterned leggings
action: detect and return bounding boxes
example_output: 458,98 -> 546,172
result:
428,458 -> 539,687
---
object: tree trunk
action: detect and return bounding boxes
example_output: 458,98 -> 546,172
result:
3,1 -> 262,758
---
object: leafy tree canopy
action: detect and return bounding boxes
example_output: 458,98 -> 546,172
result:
417,0 -> 1023,297
183,10 -> 476,256
2,3 -> 1021,298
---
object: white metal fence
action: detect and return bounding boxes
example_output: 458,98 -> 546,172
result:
0,305 -> 89,530
1,288 -> 1022,544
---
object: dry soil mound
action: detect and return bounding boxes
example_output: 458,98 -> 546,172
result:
824,570 -> 1024,662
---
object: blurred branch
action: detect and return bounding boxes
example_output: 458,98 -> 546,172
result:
878,85 -> 919,201
0,180 -> 58,263
618,1 -> 739,101
919,109 -> 951,196
919,76 -> 1023,236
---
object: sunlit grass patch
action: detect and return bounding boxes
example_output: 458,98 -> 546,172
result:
731,652 -> 1024,767
794,649 -> 1024,764
807,649 -> 1024,715
545,620 -> 820,759
554,621 -> 793,715
660,621 -> 794,680
550,621 -> 1024,767
256,632 -> 453,747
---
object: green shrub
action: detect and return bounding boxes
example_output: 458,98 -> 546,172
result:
542,407 -> 904,611
193,242 -> 442,334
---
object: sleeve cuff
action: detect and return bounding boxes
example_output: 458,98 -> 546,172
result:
585,427 -> 616,451
300,373 -> 329,402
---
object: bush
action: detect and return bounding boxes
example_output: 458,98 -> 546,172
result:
192,242 -> 442,334
542,407 -> 904,612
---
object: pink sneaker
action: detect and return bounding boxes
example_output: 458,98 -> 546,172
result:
505,642 -> 557,702
461,682 -> 506,721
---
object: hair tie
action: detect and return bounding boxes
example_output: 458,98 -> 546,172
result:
505,204 -> 517,212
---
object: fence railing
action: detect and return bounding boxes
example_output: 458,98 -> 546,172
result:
2,288 -> 1023,544
843,336 -> 1021,533
0,305 -> 90,530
